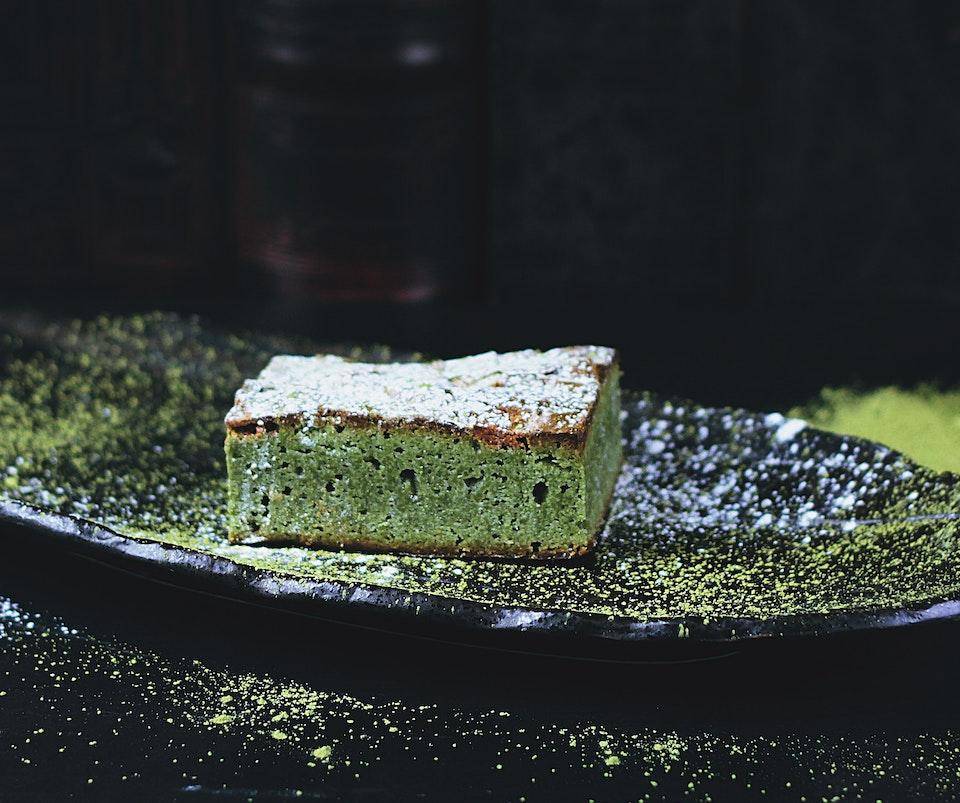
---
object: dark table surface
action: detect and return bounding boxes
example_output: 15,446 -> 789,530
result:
2,298 -> 960,801
3,522 -> 960,802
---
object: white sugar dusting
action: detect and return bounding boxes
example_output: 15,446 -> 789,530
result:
225,346 -> 616,436
774,418 -> 807,443
606,396 -> 930,542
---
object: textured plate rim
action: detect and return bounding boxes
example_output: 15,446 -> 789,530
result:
4,498 -> 960,644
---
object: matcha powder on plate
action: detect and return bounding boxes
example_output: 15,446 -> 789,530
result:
793,386 -> 960,475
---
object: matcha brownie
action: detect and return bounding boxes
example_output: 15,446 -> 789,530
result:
224,347 -> 622,559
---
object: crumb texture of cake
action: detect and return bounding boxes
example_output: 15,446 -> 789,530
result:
225,347 -> 622,559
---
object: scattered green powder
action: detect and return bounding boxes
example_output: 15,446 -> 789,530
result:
1,597 -> 959,798
1,313 -> 960,798
1,312 -> 959,631
793,386 -> 960,475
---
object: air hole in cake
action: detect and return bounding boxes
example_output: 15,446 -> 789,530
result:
533,482 -> 548,504
295,465 -> 304,476
382,430 -> 391,439
400,468 -> 418,497
325,480 -> 335,493
464,476 -> 482,489
470,440 -> 480,451
282,486 -> 292,496
394,446 -> 404,454
260,493 -> 270,508
559,483 -> 570,493
531,541 -> 542,553
334,424 -> 344,433
365,456 -> 381,470
263,420 -> 279,433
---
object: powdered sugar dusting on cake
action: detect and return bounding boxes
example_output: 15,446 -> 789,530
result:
225,346 -> 617,438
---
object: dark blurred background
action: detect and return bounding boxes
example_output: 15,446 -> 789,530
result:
3,0 -> 960,409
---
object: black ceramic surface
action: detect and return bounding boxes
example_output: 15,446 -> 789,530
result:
1,312 -> 959,653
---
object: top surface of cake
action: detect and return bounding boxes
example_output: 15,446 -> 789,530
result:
225,346 -> 617,447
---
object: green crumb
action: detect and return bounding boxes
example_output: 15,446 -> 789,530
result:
224,352 -> 622,559
271,730 -> 288,740
604,755 -> 621,766
219,694 -> 233,703
206,714 -> 234,725
312,745 -> 332,761
793,385 -> 960,474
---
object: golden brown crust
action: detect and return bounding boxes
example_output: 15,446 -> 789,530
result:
226,353 -> 620,454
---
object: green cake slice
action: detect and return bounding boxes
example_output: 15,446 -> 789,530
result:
224,347 -> 622,559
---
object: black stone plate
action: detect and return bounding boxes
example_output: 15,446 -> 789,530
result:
1,312 -> 959,654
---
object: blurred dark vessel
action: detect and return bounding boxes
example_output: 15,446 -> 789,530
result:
233,0 -> 482,302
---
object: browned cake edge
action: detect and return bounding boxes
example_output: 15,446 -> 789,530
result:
226,352 -> 619,453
